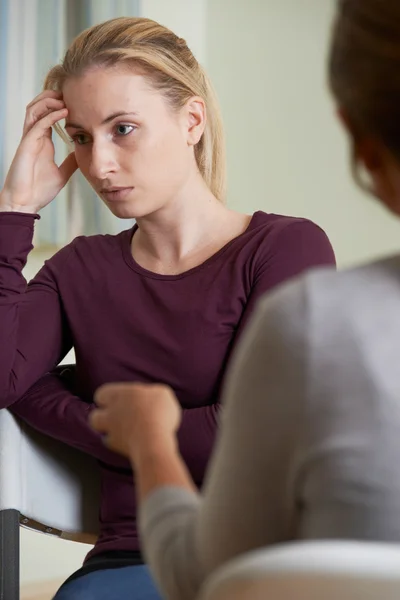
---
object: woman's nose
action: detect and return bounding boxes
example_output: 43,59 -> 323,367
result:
89,140 -> 118,179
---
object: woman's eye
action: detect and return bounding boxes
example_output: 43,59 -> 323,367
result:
71,133 -> 90,145
116,124 -> 135,136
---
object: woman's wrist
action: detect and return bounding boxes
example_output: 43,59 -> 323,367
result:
133,433 -> 196,500
0,190 -> 38,214
131,431 -> 179,470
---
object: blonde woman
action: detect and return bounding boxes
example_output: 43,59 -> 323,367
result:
90,3 -> 400,600
0,17 -> 335,600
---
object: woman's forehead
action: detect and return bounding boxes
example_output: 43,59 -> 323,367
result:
62,68 -> 151,97
62,70 -> 169,127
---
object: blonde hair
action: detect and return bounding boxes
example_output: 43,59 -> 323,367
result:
44,17 -> 226,201
329,0 -> 400,192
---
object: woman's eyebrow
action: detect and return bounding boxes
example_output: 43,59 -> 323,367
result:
65,111 -> 139,129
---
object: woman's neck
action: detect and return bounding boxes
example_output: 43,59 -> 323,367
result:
132,178 -> 250,275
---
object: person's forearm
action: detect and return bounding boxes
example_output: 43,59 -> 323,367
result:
133,436 -> 197,503
0,212 -> 71,407
135,402 -> 221,499
12,372 -> 131,468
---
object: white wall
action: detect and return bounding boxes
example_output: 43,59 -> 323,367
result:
141,0 -> 207,63
206,0 -> 400,267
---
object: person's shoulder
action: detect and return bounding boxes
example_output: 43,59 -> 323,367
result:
257,253 -> 400,347
286,256 -> 400,417
248,211 -> 335,265
70,227 -> 133,262
305,254 -> 400,316
43,228 -> 132,275
69,228 -> 130,253
251,211 -> 327,235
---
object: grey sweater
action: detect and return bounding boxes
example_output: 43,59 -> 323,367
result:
139,257 -> 400,600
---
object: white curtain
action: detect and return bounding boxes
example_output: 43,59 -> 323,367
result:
0,0 -> 139,248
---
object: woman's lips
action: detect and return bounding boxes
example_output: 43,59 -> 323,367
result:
101,187 -> 134,202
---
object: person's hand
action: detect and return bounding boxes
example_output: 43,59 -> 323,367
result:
0,90 -> 78,214
90,382 -> 182,462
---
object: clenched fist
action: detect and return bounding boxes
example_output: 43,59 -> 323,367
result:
91,382 -> 182,463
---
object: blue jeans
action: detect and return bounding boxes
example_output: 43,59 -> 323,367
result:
52,565 -> 163,600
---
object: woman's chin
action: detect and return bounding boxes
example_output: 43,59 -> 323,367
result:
104,201 -> 143,220
109,207 -> 137,219
102,196 -> 162,220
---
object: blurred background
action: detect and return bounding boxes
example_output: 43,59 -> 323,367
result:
1,0 -> 400,596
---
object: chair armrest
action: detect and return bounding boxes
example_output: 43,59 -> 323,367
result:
0,409 -> 24,511
0,409 -> 100,543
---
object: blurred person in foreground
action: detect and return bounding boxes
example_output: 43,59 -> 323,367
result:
92,2 -> 400,599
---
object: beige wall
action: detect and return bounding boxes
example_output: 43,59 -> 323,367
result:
206,0 -> 400,267
142,0 -> 207,63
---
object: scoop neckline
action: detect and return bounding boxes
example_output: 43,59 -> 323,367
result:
121,211 -> 263,280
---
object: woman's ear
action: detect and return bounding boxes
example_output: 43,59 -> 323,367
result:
185,97 -> 206,146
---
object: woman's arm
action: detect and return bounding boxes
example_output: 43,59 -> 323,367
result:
0,92 -> 78,406
235,219 -> 335,339
11,369 -> 131,468
0,213 -> 73,406
11,362 -> 218,476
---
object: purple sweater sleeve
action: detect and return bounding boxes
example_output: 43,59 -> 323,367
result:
0,213 -> 72,406
10,370 -> 132,468
175,220 -> 336,485
10,366 -> 219,478
236,220 -> 336,336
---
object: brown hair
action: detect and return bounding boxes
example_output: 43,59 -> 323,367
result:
44,17 -> 226,201
329,0 -> 400,188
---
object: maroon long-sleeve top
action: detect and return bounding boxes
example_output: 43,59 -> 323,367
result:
0,210 -> 336,561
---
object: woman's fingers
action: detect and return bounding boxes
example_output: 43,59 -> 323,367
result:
25,107 -> 68,142
23,97 -> 66,136
26,89 -> 63,110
